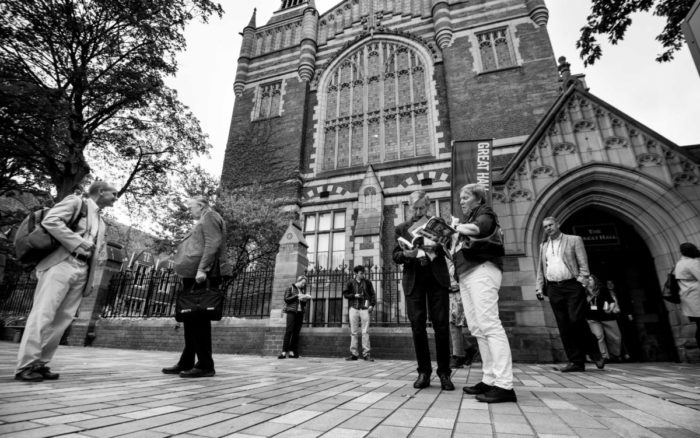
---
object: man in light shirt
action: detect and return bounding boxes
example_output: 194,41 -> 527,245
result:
15,181 -> 118,382
535,217 -> 604,372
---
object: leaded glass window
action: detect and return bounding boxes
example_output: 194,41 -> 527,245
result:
477,28 -> 516,71
319,41 -> 434,171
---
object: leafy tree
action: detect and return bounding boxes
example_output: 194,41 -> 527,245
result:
577,0 -> 695,65
0,0 -> 222,199
217,184 -> 296,277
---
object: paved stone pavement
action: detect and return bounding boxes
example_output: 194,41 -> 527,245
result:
1,342 -> 700,438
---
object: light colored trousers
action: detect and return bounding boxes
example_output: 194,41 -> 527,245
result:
459,261 -> 514,390
349,307 -> 371,357
16,258 -> 88,373
587,319 -> 622,359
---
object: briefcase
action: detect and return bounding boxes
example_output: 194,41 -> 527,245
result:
175,285 -> 224,322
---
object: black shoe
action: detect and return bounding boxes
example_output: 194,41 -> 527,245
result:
449,355 -> 465,369
556,363 -> 585,373
278,352 -> 287,359
179,368 -> 215,378
363,354 -> 374,362
346,355 -> 359,361
595,357 -> 605,370
475,386 -> 517,403
439,373 -> 455,391
14,368 -> 43,382
162,364 -> 187,374
413,373 -> 430,389
289,353 -> 300,359
464,345 -> 479,366
463,381 -> 492,395
35,366 -> 59,380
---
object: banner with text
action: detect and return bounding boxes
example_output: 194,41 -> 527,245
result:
451,139 -> 493,216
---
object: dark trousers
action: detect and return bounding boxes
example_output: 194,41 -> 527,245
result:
547,280 -> 601,365
178,277 -> 220,371
405,275 -> 451,376
282,311 -> 304,353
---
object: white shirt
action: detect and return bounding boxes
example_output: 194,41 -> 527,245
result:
84,198 -> 101,244
545,236 -> 573,282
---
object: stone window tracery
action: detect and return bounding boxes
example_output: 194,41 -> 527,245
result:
319,40 -> 435,172
253,81 -> 282,120
477,28 -> 515,71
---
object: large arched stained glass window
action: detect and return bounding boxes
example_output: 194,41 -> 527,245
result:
319,40 -> 434,172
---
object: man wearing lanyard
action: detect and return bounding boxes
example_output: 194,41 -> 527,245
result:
535,217 -> 604,372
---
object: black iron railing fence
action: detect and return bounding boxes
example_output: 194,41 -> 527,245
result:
101,268 -> 275,319
304,265 -> 410,327
0,272 -> 37,319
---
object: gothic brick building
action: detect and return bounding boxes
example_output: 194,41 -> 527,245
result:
222,0 -> 700,361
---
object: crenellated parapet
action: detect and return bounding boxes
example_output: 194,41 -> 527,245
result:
234,8 -> 256,96
526,0 -> 549,27
298,5 -> 319,82
431,0 -> 453,50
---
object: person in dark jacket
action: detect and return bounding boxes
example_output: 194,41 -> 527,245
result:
279,275 -> 311,359
343,265 -> 377,361
164,196 -> 230,378
585,275 -> 622,361
393,190 -> 454,391
454,183 -> 516,403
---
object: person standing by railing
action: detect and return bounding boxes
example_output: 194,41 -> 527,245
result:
343,265 -> 376,362
279,275 -> 312,359
162,196 -> 229,378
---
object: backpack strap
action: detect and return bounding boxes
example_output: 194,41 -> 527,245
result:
68,198 -> 87,231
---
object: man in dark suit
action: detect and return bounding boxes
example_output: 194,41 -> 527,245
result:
393,191 -> 454,390
163,196 -> 230,378
535,216 -> 604,372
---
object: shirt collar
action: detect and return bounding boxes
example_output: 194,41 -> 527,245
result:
86,197 -> 101,213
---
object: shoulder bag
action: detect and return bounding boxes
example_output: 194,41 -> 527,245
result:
175,279 -> 226,322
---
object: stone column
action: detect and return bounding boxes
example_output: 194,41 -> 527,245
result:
269,221 -> 308,324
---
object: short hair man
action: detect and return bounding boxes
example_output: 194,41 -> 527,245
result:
393,191 -> 454,390
164,196 -> 230,377
15,181 -> 118,381
343,265 -> 377,362
535,216 -> 604,372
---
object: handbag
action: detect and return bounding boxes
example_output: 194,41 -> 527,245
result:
456,222 -> 505,256
175,281 -> 225,322
661,269 -> 681,304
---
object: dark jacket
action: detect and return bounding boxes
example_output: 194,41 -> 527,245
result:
343,278 -> 377,310
173,209 -> 231,279
283,284 -> 308,313
393,218 -> 451,295
585,288 -> 617,321
453,205 -> 504,276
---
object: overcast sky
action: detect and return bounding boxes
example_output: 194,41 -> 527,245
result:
166,0 -> 700,177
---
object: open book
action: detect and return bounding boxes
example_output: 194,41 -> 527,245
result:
398,216 -> 457,257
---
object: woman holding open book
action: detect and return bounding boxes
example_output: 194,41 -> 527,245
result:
453,183 -> 516,404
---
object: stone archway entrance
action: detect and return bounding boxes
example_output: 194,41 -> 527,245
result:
562,207 -> 678,362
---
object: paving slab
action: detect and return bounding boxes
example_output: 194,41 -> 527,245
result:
0,341 -> 699,437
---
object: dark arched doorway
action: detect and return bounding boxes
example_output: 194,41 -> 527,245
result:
562,207 -> 678,362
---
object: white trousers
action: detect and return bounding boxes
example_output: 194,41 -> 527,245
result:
458,262 -> 514,390
349,307 -> 371,356
16,258 -> 88,373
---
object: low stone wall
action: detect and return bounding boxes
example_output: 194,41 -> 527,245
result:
67,317 -> 560,362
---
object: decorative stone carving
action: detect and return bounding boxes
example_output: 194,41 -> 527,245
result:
604,137 -> 628,149
552,142 -> 576,155
510,189 -> 533,202
528,151 -> 538,162
629,128 -> 639,137
681,160 -> 696,172
673,172 -> 699,186
518,165 -> 528,175
531,166 -> 554,178
548,126 -> 559,136
506,180 -> 518,190
573,120 -> 594,132
492,190 -> 507,203
636,153 -> 662,167
538,140 -> 548,149
646,139 -> 658,149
